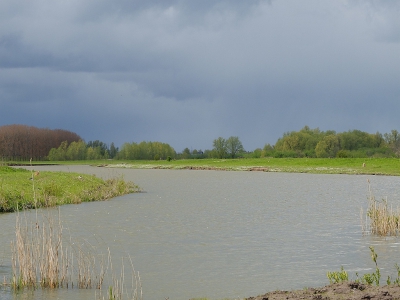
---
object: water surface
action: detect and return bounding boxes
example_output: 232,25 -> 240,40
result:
1,165 -> 400,300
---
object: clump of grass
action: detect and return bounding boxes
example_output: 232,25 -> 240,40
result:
362,179 -> 400,236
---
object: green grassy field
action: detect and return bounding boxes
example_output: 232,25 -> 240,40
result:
108,158 -> 400,175
12,157 -> 400,176
0,166 -> 140,212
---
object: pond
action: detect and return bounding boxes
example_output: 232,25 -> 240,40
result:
1,165 -> 400,300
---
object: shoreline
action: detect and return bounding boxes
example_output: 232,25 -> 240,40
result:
247,281 -> 400,300
6,157 -> 400,176
101,163 -> 395,176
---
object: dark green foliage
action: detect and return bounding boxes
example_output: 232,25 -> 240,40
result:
261,144 -> 274,157
251,148 -> 262,158
87,140 -> 108,156
336,150 -> 349,158
181,148 -> 191,159
273,150 -> 302,158
109,142 -> 118,159
48,139 -> 119,161
226,136 -> 244,158
211,136 -> 244,159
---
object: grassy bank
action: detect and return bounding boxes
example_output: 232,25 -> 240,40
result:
0,166 -> 140,212
23,157 -> 400,176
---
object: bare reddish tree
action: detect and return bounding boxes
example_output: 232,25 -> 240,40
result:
0,124 -> 82,161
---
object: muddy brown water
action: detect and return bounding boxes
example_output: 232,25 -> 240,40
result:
1,165 -> 400,300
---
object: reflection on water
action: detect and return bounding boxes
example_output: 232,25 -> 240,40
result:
1,166 -> 400,300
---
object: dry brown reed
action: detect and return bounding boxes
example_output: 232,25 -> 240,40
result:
363,179 -> 400,236
11,209 -> 142,299
97,250 -> 142,300
11,209 -> 65,289
11,209 -> 106,291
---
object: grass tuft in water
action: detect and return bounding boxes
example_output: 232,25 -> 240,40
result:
10,209 -> 142,300
362,179 -> 400,236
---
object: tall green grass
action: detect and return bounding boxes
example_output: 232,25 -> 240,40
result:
0,166 -> 140,212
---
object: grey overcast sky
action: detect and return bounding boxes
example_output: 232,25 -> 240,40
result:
1,1 -> 399,152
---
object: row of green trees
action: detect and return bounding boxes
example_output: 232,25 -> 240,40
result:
260,126 -> 400,158
211,136 -> 244,158
47,136 -> 245,161
43,126 -> 400,161
178,136 -> 245,159
48,140 -> 119,161
117,141 -> 176,160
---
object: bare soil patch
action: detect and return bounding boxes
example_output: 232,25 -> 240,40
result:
247,282 -> 400,300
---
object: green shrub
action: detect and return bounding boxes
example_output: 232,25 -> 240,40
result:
327,266 -> 348,284
273,150 -> 301,158
336,150 -> 349,158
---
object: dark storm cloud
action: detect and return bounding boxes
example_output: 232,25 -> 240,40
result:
0,33 -> 53,68
0,0 -> 399,151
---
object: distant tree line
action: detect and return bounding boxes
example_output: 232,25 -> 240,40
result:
0,124 -> 81,161
3,124 -> 400,161
259,126 -> 400,158
47,135 -> 245,161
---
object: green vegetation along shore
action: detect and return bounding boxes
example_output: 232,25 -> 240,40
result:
103,157 -> 400,176
0,166 -> 140,213
11,157 -> 400,176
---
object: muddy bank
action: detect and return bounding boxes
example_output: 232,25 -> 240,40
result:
247,282 -> 400,300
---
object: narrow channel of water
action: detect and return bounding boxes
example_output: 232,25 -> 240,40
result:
1,165 -> 400,300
